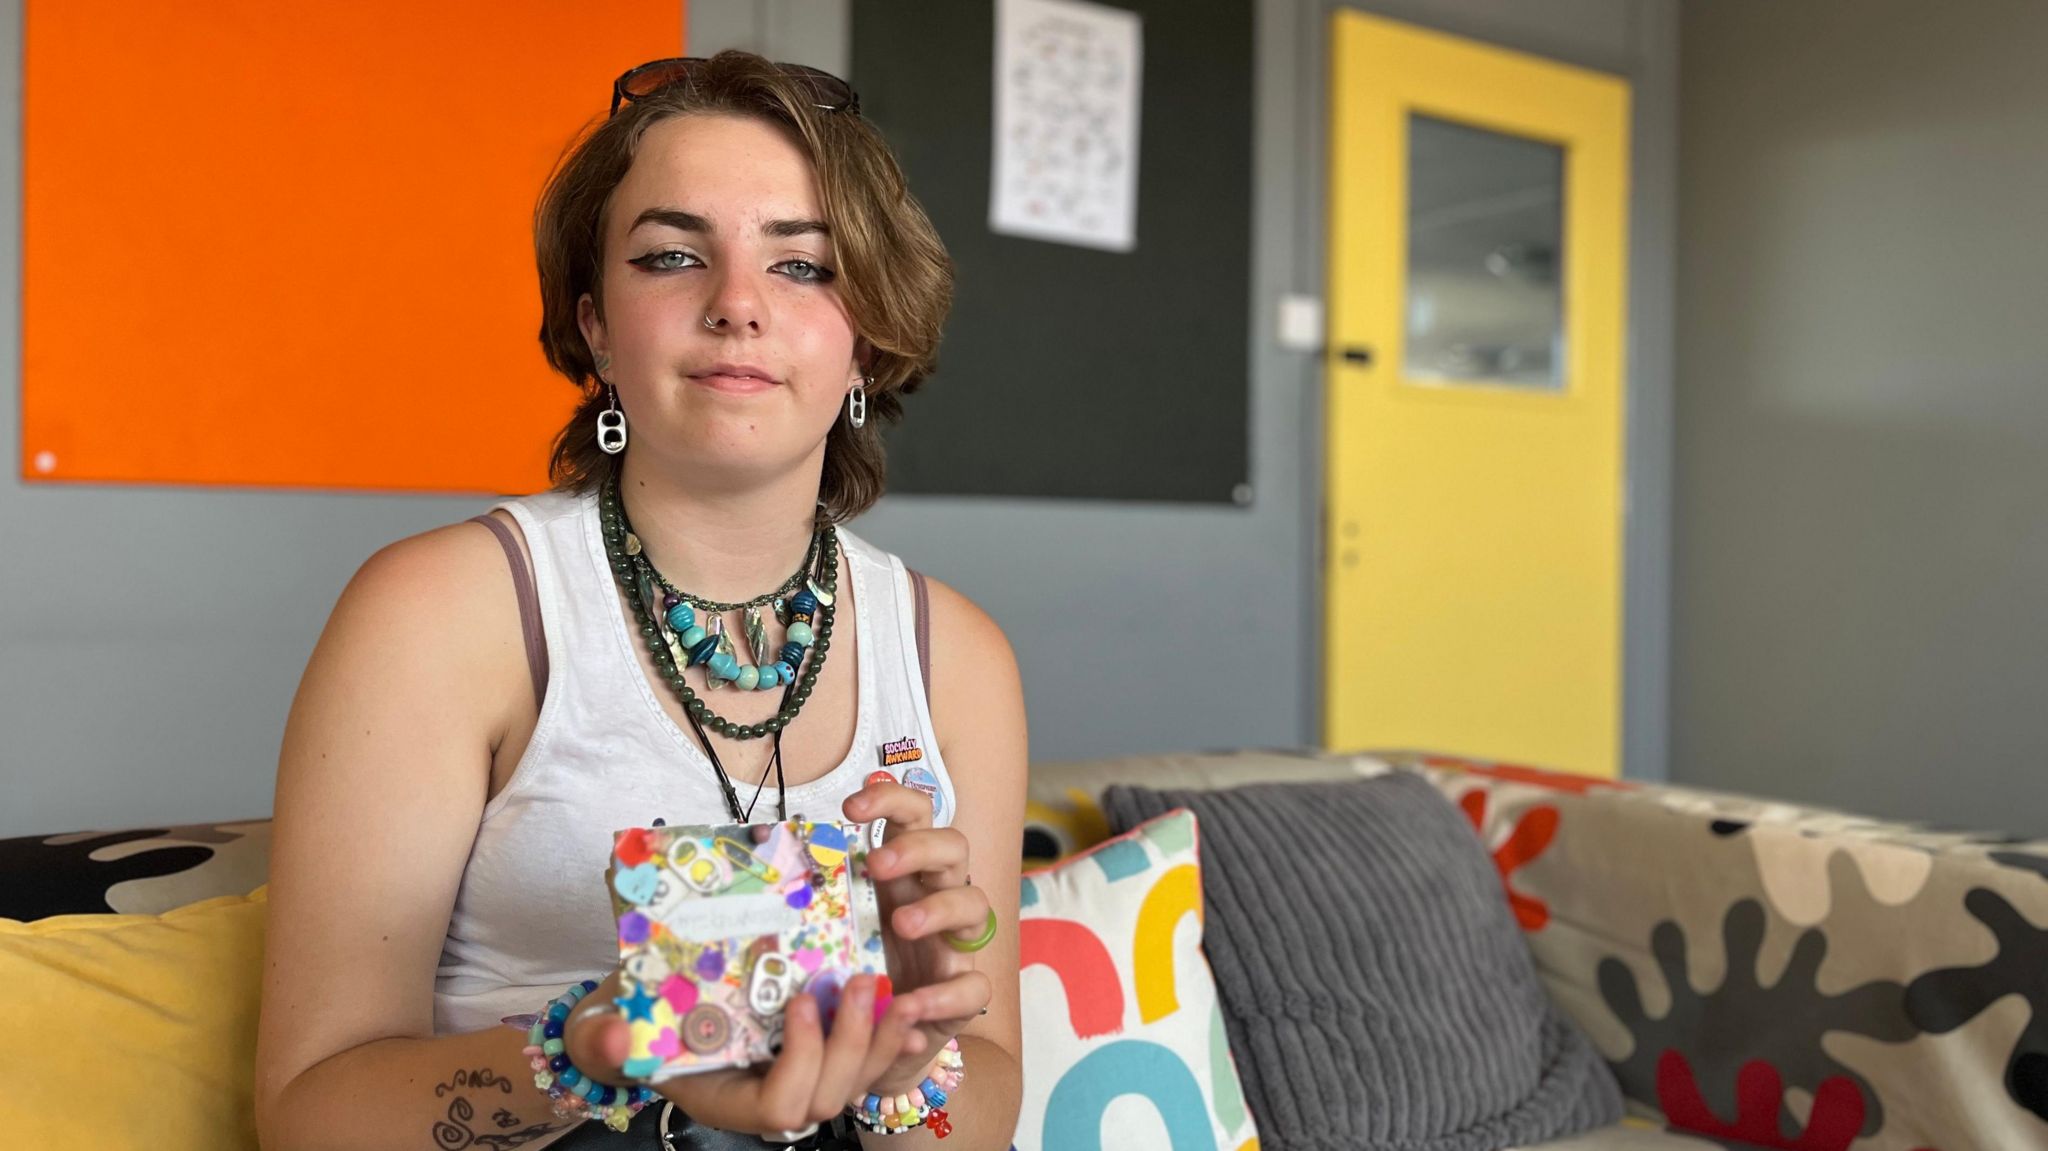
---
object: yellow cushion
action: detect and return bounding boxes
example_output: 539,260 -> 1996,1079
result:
0,885 -> 267,1149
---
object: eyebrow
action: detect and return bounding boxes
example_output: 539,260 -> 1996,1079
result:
628,207 -> 831,239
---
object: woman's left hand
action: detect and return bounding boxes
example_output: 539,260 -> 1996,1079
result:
843,778 -> 993,1093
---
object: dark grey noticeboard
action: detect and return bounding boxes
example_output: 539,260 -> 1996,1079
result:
852,0 -> 1253,503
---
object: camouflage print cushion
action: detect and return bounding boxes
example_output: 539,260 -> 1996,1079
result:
1413,751 -> 2048,1151
0,821 -> 272,921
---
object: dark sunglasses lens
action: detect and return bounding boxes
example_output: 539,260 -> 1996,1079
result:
622,59 -> 698,100
615,59 -> 855,111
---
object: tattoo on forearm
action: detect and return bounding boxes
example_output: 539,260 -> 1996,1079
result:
436,1069 -> 513,1098
429,1067 -> 564,1149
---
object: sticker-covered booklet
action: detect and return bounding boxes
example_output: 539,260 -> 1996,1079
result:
607,818 -> 888,1082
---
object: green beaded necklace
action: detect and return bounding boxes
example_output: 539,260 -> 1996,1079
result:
598,475 -> 840,821
636,531 -> 818,615
598,471 -> 835,737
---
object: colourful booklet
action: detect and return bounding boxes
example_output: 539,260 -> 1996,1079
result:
607,818 -> 888,1082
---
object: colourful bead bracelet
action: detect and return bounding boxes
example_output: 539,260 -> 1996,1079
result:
846,1038 -> 966,1138
521,978 -> 657,1132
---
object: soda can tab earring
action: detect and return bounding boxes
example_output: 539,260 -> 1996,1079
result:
847,377 -> 869,429
597,383 -> 628,455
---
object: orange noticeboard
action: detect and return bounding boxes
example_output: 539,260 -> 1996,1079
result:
22,2 -> 684,495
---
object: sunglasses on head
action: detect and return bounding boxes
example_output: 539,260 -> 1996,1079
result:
609,57 -> 861,118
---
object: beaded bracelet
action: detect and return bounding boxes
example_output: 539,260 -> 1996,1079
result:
845,1038 -> 966,1138
520,978 -> 658,1132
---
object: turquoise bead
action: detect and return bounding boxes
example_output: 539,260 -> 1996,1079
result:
708,652 -> 739,680
680,625 -> 707,649
542,1038 -> 565,1055
560,1067 -> 583,1088
773,660 -> 796,684
757,665 -> 780,688
686,634 -> 721,668
666,603 -> 695,632
786,621 -> 814,646
736,666 -> 760,690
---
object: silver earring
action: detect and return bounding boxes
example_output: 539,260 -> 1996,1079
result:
596,383 -> 628,455
847,378 -> 868,429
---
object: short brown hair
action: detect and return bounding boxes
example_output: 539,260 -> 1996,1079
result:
533,51 -> 952,521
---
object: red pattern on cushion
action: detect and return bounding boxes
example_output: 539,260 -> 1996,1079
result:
1018,918 -> 1126,1039
1656,1050 -> 1881,1151
1458,790 -> 1560,931
1424,754 -> 1637,795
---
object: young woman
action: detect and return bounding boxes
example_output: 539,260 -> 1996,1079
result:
254,52 -> 1027,1150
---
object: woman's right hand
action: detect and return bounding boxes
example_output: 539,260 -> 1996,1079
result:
561,968 -> 926,1137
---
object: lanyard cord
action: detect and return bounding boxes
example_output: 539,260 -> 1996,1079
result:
683,689 -> 790,822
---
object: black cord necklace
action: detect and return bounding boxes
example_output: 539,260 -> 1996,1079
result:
686,701 -> 785,822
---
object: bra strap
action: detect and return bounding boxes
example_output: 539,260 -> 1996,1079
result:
469,514 -> 548,708
907,567 -> 932,710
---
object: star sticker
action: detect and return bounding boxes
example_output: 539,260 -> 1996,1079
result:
618,985 -> 659,1023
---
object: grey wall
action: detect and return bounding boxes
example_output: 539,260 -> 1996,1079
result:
1675,1 -> 2048,836
1,0 -> 1675,838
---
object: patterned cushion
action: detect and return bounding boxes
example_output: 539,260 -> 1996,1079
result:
0,820 -> 271,921
1416,751 -> 2048,1151
1013,807 -> 1259,1151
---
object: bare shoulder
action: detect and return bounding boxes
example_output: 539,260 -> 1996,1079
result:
919,574 -> 1019,682
274,509 -> 529,867
916,574 -> 1026,770
343,516 -> 518,632
322,516 -> 530,718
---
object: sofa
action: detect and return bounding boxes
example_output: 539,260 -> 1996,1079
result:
4,748 -> 2043,1150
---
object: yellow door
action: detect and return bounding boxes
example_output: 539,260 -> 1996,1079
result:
1323,12 -> 1631,777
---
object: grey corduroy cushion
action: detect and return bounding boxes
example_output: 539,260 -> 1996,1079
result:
1102,773 -> 1622,1151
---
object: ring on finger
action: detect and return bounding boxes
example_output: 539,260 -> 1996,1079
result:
946,908 -> 1000,953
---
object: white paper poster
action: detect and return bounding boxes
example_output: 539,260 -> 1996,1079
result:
990,0 -> 1143,252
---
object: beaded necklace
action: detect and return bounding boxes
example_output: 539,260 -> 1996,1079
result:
640,532 -> 818,615
598,475 -> 839,822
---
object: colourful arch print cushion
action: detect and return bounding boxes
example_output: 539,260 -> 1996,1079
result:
1013,807 -> 1260,1151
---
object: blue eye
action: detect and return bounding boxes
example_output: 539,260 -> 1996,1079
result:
778,260 -> 836,285
631,249 -> 701,272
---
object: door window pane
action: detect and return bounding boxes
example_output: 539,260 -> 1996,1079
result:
1404,113 -> 1565,389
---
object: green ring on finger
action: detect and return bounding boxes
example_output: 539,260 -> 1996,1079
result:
945,908 -> 999,953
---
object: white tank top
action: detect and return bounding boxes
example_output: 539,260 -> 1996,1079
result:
432,488 -> 956,1035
